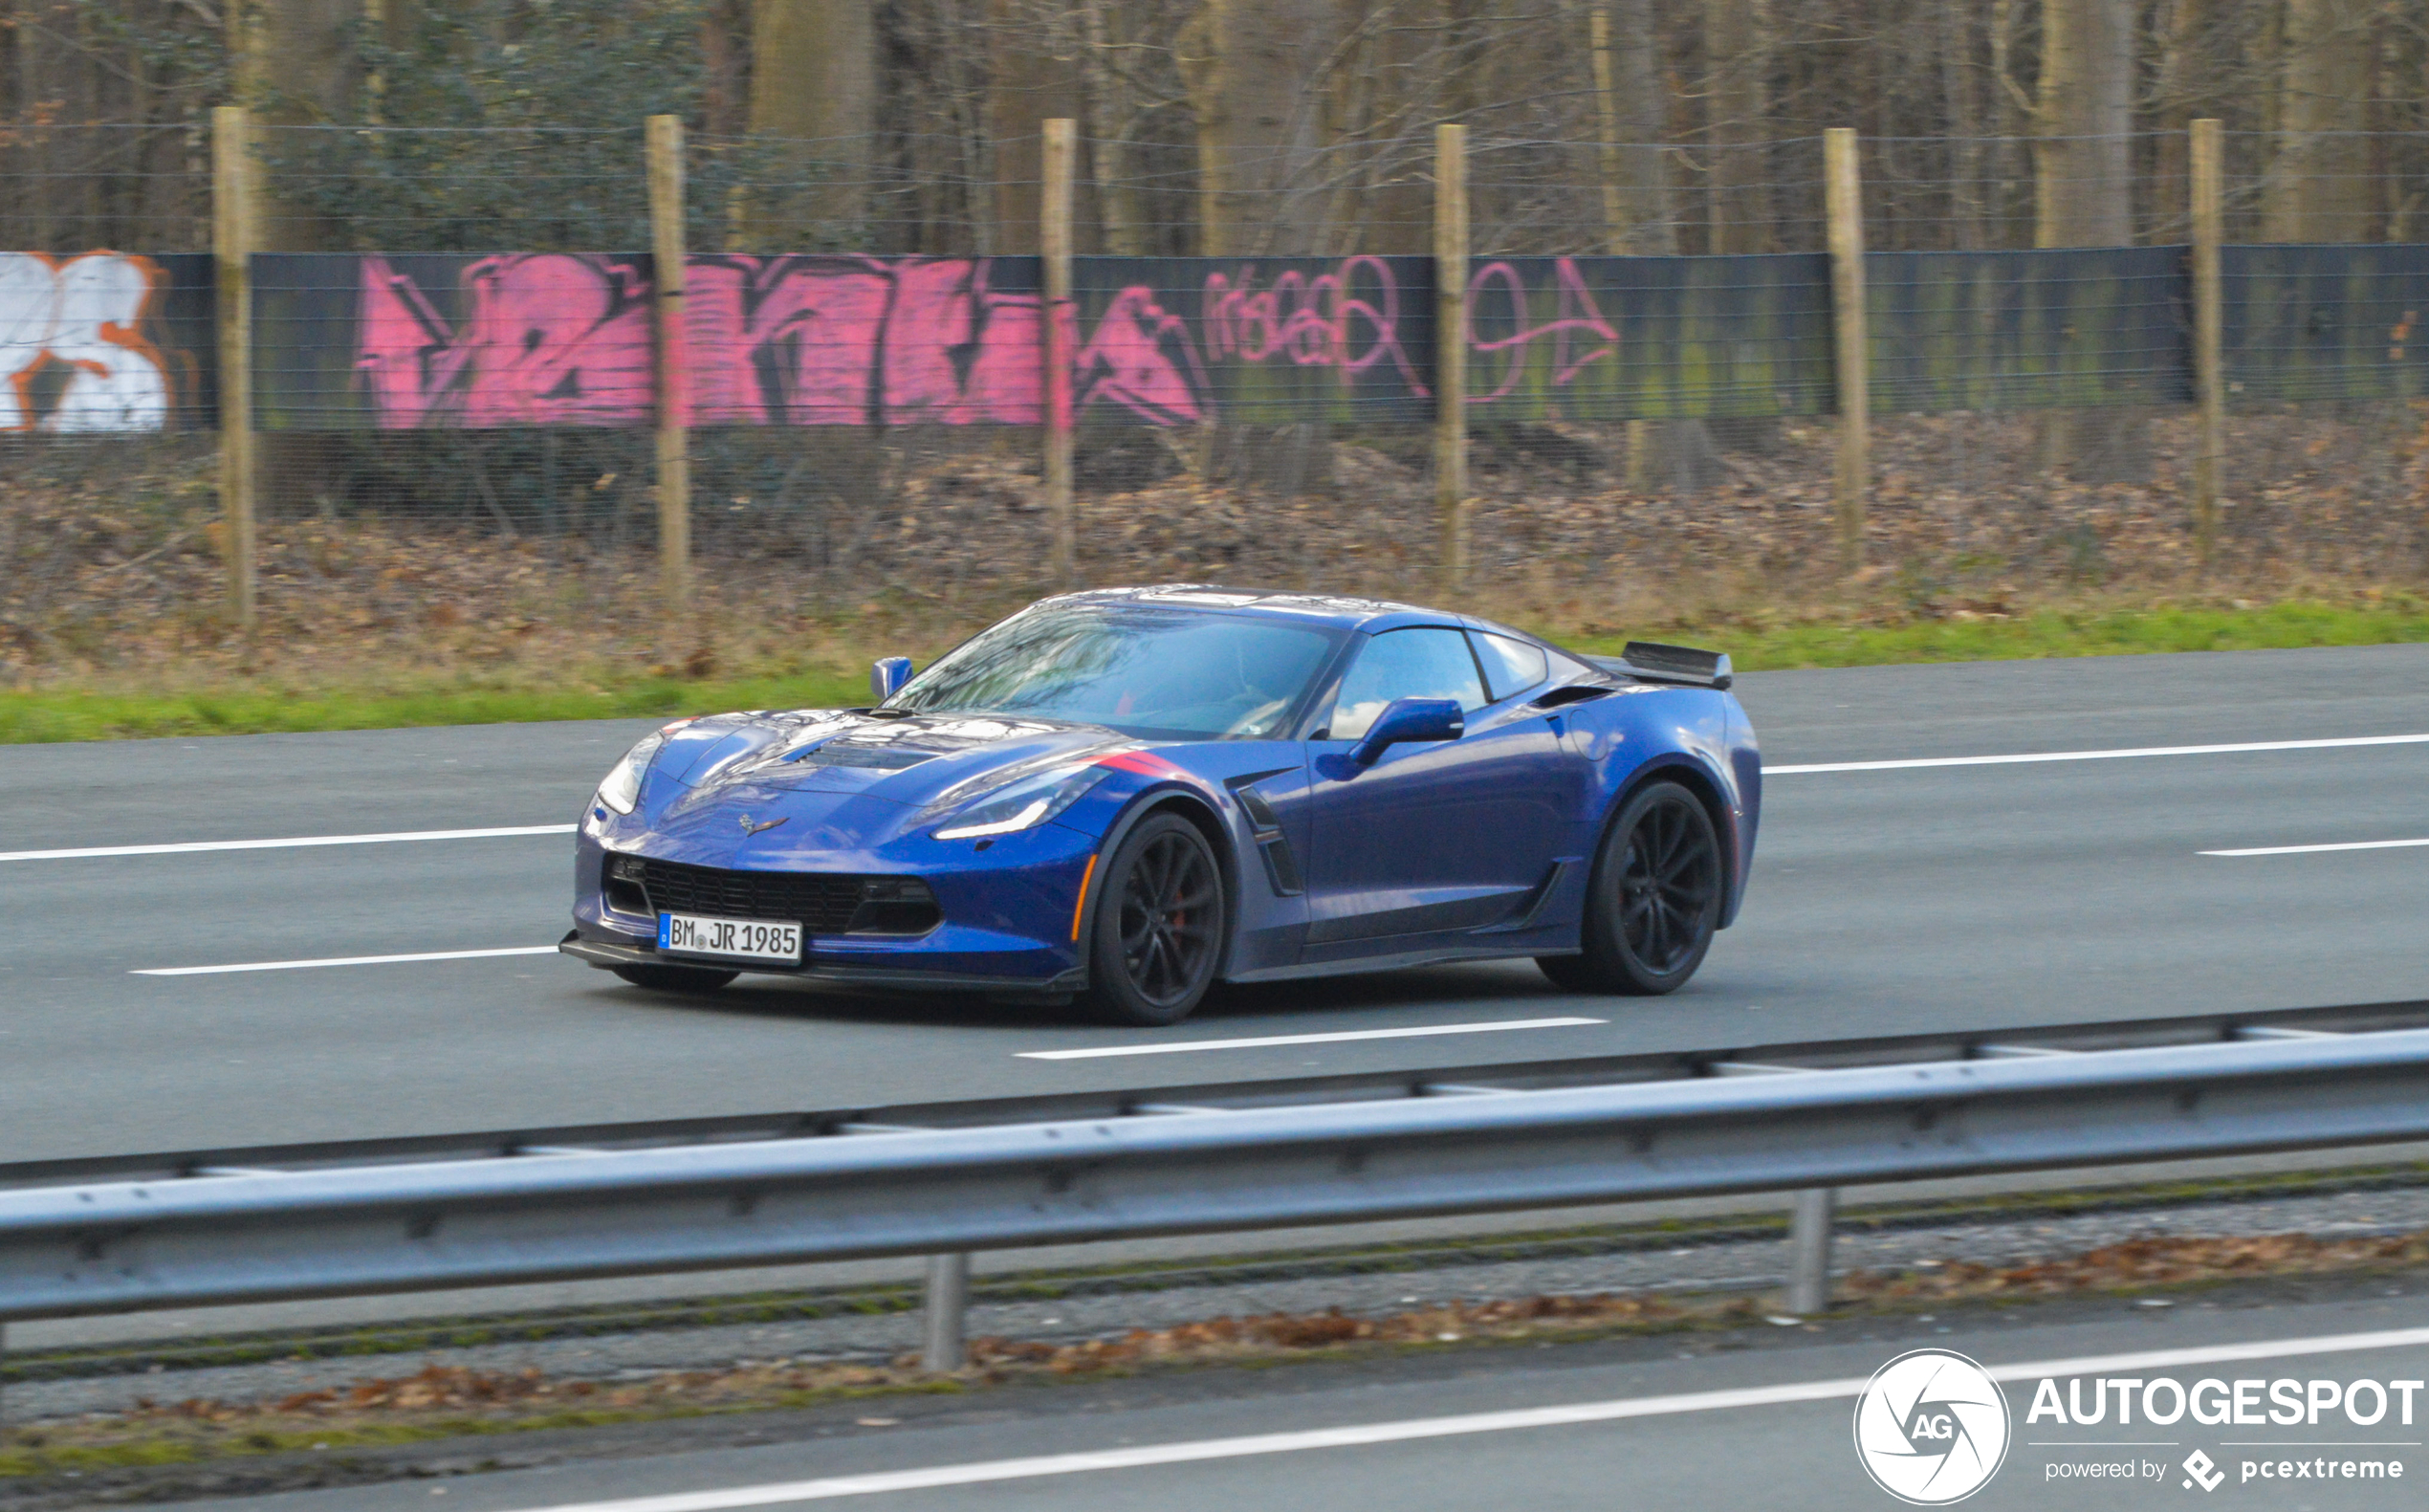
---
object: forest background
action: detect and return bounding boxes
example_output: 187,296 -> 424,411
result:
6,0 -> 2429,738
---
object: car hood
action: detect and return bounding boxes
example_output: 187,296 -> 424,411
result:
652,708 -> 1141,816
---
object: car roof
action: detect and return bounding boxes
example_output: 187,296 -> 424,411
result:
1044,583 -> 1491,637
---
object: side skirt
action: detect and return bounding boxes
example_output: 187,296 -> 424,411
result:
1222,941 -> 1580,985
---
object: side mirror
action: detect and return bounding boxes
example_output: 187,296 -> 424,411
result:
1350,696 -> 1463,767
871,656 -> 913,702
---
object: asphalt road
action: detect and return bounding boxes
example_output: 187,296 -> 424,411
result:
11,643 -> 2429,1164
145,1279 -> 2429,1512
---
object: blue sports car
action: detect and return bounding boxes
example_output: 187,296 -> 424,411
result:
562,586 -> 1761,1024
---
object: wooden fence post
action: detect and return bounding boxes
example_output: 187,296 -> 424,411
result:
646,115 -> 690,617
1434,123 -> 1469,595
1823,127 -> 1868,574
2190,118 -> 2223,567
211,105 -> 257,631
1042,119 -> 1077,589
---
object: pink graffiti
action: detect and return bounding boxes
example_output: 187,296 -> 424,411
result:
1201,255 -> 1429,397
356,252 -> 1630,429
1075,287 -> 1206,426
357,253 -> 656,427
1465,257 -> 1619,405
689,256 -> 1049,425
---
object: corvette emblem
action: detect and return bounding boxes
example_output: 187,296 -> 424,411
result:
738,816 -> 787,837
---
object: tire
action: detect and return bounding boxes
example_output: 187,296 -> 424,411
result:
1079,812 -> 1228,1026
612,962 -> 740,992
1538,780 -> 1722,996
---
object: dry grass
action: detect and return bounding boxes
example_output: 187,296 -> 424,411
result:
4,405 -> 2429,736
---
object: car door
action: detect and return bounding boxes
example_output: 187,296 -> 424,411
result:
1299,625 -> 1586,953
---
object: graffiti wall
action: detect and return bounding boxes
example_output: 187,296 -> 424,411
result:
277,251 -> 1831,430
55,242 -> 2429,431
0,252 -> 212,431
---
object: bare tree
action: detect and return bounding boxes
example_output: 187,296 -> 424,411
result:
746,0 -> 878,244
2264,0 -> 2380,240
2034,0 -> 2148,481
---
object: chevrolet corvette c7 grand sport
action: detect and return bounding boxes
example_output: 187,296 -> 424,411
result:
562,586 -> 1761,1025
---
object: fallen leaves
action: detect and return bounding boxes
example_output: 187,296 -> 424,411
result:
5,1224 -> 2426,1480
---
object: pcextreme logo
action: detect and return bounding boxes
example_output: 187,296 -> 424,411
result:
1853,1349 -> 2013,1504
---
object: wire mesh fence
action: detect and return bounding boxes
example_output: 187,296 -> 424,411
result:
11,122 -> 2429,692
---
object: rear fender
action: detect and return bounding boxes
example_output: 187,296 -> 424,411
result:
1593,751 -> 1749,931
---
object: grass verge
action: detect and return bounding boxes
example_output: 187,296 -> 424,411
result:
1573,596 -> 2429,669
0,668 -> 871,744
11,597 -> 2429,744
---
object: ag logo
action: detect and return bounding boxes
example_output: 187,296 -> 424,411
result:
1852,1348 -> 2011,1504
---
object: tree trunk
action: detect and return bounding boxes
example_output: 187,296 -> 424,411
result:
701,0 -> 751,141
236,0 -> 363,252
1701,0 -> 1775,455
1702,0 -> 1766,258
986,0 -> 1082,254
1077,0 -> 1146,255
746,0 -> 878,247
2034,0 -> 2148,483
2263,0 -> 2374,242
1182,0 -> 1340,257
1601,0 -> 1718,493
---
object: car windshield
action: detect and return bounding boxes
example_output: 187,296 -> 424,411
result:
886,604 -> 1341,740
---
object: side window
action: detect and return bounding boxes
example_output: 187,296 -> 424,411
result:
1324,627 -> 1487,741
1469,631 -> 1548,702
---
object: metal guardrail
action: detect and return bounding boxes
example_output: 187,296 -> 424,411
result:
4,1009 -> 2429,1373
11,997 -> 2428,1192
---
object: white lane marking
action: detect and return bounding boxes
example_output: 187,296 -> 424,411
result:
1018,1017 -> 1607,1061
482,1326 -> 2429,1510
0,824 -> 576,863
134,946 -> 558,976
2202,837 -> 2429,857
1763,732 -> 2429,777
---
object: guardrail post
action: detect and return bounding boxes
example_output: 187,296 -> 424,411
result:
1787,1186 -> 1837,1315
922,1252 -> 971,1371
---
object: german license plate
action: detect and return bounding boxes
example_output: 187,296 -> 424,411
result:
658,912 -> 800,963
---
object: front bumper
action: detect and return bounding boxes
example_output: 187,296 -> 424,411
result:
559,930 -> 1087,995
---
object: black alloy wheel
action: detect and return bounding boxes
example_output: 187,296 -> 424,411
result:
1082,813 -> 1227,1025
612,962 -> 740,992
1539,780 -> 1722,996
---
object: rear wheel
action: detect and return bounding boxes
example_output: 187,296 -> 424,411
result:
1080,813 -> 1227,1026
1539,780 -> 1722,996
612,962 -> 740,993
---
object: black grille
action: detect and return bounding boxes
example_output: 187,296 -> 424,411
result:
627,859 -> 910,935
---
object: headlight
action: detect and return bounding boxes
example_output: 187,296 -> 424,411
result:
932,763 -> 1109,840
596,720 -> 693,815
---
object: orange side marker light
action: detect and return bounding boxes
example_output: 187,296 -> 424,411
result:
1070,852 -> 1099,942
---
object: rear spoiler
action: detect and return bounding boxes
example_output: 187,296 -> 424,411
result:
1584,641 -> 1734,690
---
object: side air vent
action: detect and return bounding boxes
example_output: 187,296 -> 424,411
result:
1228,778 -> 1304,897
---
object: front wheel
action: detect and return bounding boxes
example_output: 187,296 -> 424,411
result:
1079,813 -> 1227,1026
612,962 -> 740,993
1539,780 -> 1722,996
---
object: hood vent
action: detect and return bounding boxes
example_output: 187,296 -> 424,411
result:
788,744 -> 937,771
